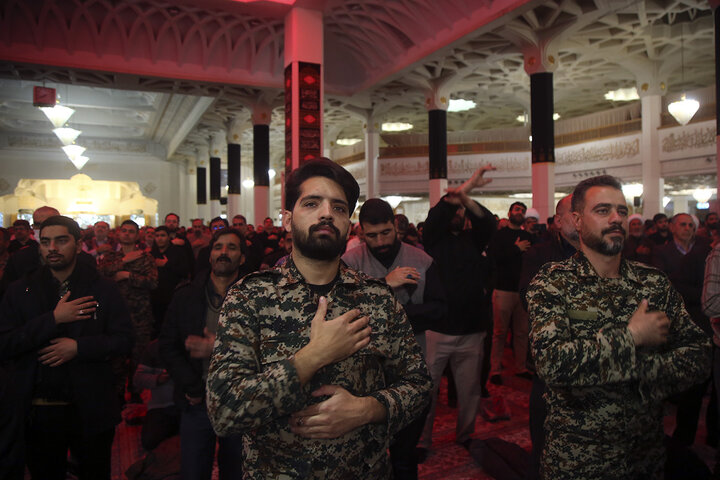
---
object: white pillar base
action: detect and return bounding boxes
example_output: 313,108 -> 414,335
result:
532,162 -> 555,222
227,194 -> 242,222
255,186 -> 269,225
210,200 -> 221,219
429,178 -> 447,208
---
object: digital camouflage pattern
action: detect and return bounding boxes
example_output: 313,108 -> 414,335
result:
206,258 -> 432,479
528,252 -> 711,480
98,249 -> 158,371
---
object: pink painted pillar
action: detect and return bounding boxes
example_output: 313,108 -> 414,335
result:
284,7 -> 323,175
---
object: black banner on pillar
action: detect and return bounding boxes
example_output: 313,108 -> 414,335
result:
197,167 -> 207,205
299,62 -> 322,165
254,124 -> 270,187
284,64 -> 292,176
715,6 -> 719,134
227,144 -> 241,195
210,157 -> 221,201
530,72 -> 555,164
428,109 -> 448,179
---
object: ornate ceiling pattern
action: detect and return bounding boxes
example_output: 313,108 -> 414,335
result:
0,0 -> 716,179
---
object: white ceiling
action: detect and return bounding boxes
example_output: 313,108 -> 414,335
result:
0,0 -> 715,183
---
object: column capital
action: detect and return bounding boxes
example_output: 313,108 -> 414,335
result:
363,119 -> 381,134
523,43 -> 558,75
210,131 -> 226,157
636,79 -> 667,98
227,117 -> 247,144
251,102 -> 273,126
196,144 -> 209,167
425,87 -> 450,111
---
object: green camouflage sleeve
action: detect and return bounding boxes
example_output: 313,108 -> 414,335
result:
367,293 -> 432,437
636,281 -> 711,403
528,267 -> 639,387
205,282 -> 307,437
97,251 -> 122,277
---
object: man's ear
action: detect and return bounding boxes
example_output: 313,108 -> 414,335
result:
282,210 -> 292,232
571,211 -> 582,232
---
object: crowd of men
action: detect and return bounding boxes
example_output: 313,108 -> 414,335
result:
0,160 -> 716,480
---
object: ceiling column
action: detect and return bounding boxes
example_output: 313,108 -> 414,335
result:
253,104 -> 272,225
227,119 -> 243,224
637,76 -> 665,217
426,89 -> 448,208
185,157 -> 198,222
196,144 -> 210,223
284,7 -> 323,175
209,131 -> 225,219
713,0 -> 720,212
524,46 -> 557,223
364,116 -> 380,200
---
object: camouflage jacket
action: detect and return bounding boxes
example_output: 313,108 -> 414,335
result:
206,258 -> 432,479
97,248 -> 158,316
528,251 -> 711,442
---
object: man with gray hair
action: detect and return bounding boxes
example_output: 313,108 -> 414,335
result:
528,175 -> 710,479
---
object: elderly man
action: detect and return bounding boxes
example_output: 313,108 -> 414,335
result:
528,175 -> 710,479
206,158 -> 431,478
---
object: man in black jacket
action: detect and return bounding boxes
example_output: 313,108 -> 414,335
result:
0,215 -> 133,480
418,166 -> 497,453
159,228 -> 251,480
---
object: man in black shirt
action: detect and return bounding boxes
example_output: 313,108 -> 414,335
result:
487,201 -> 534,383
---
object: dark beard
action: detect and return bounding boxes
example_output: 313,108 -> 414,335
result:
582,225 -> 626,256
293,220 -> 346,261
369,239 -> 401,266
509,213 -> 524,227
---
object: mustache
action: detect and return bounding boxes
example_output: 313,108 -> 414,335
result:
602,225 -> 626,236
216,255 -> 231,262
309,221 -> 340,236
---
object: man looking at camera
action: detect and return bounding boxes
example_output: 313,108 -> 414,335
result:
206,158 -> 431,478
528,175 -> 710,479
0,215 -> 132,480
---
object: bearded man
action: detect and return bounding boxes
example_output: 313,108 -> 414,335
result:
528,175 -> 710,479
206,158 -> 431,478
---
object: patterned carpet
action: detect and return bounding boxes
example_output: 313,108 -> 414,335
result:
110,361 -> 717,479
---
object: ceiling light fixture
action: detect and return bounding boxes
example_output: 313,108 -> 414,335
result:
62,144 -> 86,160
268,169 -> 276,179
448,99 -> 476,112
692,188 -> 713,204
517,113 -> 560,122
242,178 -> 255,189
70,155 -> 89,170
336,138 -> 361,146
382,122 -> 413,132
40,105 -> 75,128
53,127 -> 82,145
668,30 -> 700,125
605,87 -> 639,102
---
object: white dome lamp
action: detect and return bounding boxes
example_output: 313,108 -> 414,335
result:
668,30 -> 700,126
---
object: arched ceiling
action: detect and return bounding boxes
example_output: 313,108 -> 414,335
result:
0,0 -> 715,176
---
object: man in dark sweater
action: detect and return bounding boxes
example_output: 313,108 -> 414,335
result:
487,201 -> 534,383
417,166 -> 497,452
652,213 -> 713,446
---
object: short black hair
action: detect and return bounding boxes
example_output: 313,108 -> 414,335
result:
209,227 -> 246,255
165,213 -> 179,221
571,175 -> 623,212
154,226 -> 170,234
284,157 -> 360,214
13,219 -> 30,228
210,216 -> 229,227
0,227 -> 8,242
233,214 -> 247,223
394,214 -> 409,231
40,215 -> 83,240
509,201 -> 527,212
359,198 -> 394,225
653,213 -> 668,223
120,220 -> 139,231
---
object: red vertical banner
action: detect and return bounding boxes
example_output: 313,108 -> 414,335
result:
299,62 -> 321,165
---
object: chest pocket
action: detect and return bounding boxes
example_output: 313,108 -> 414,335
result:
258,334 -> 298,366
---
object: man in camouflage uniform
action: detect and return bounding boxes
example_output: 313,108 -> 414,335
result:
207,158 -> 432,479
528,175 -> 711,479
99,219 -> 158,402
